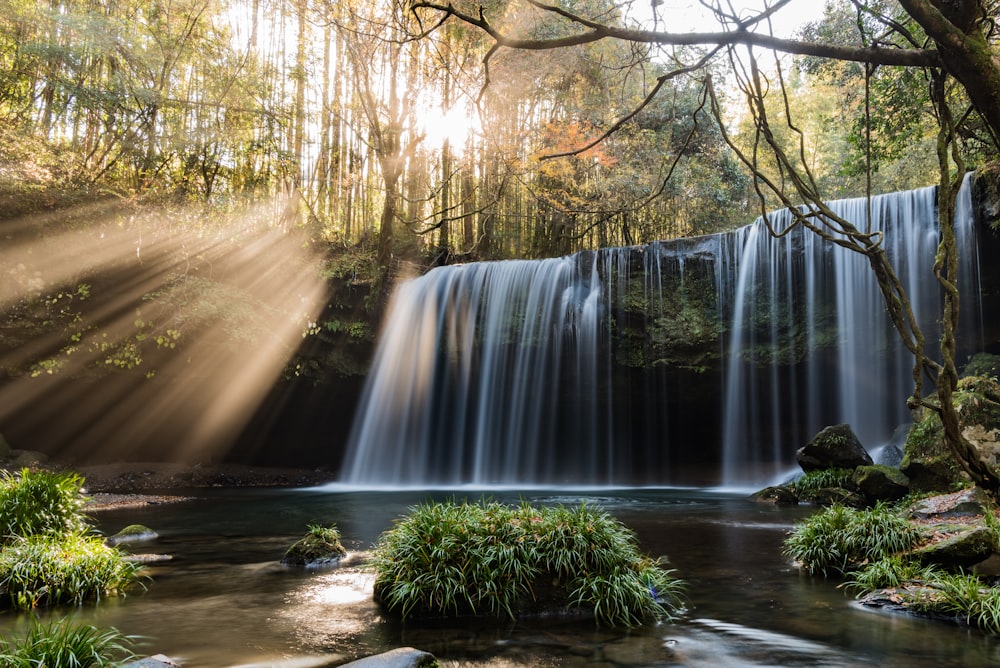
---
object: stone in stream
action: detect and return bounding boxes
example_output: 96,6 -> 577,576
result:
795,424 -> 873,472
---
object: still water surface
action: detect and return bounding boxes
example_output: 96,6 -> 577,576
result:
4,487 -> 999,667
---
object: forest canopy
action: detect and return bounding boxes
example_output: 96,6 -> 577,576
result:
3,0 -> 988,263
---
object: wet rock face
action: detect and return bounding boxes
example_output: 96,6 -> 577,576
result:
796,424 -> 874,472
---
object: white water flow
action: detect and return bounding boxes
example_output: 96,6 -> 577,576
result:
343,176 -> 982,487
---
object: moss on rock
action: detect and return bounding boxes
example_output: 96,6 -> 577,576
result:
901,377 -> 1000,493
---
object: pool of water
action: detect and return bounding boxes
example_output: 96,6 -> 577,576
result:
4,487 -> 999,667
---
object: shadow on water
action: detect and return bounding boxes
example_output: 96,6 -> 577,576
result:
6,487 -> 1000,667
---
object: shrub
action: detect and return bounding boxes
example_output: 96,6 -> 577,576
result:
0,618 -> 138,668
0,469 -> 88,542
0,533 -> 145,609
783,502 -> 921,576
370,500 -> 683,627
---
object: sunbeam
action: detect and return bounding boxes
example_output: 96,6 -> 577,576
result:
0,197 -> 327,465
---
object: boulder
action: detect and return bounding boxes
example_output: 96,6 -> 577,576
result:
749,485 -> 798,505
340,648 -> 438,668
795,424 -> 872,472
854,465 -> 910,503
913,526 -> 998,570
0,433 -> 10,459
908,487 -> 994,520
8,449 -> 48,467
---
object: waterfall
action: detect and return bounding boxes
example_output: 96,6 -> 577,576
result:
342,175 -> 983,487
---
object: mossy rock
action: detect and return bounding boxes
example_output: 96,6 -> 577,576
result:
750,485 -> 798,505
961,353 -> 1000,380
795,424 -> 872,472
901,377 -> 1000,492
282,524 -> 347,566
913,526 -> 998,570
107,524 -> 158,546
854,465 -> 910,503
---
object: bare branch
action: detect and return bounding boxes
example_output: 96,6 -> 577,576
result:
410,1 -> 941,67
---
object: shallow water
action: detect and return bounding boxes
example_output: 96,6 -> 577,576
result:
4,487 -> 999,667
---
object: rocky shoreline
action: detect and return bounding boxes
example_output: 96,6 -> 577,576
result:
0,454 -> 340,511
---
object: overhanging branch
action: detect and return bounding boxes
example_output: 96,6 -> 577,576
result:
410,1 -> 941,67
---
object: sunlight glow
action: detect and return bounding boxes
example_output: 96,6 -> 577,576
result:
0,197 -> 327,464
414,100 -> 481,156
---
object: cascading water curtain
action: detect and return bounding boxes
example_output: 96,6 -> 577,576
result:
720,175 -> 979,486
343,176 -> 983,488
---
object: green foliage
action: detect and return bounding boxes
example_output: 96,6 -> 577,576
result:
789,468 -> 855,496
783,502 -> 921,576
0,533 -> 144,609
282,524 -> 347,565
845,556 -> 939,592
370,500 -> 683,627
0,469 -> 88,544
922,572 -> 1000,633
0,618 -> 138,668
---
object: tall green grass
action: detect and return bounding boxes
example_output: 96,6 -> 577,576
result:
370,500 -> 684,627
0,618 -> 138,667
0,469 -> 88,542
0,469 -> 145,610
783,502 -> 920,576
0,533 -> 145,609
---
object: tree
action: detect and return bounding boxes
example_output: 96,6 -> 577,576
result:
408,0 -> 1000,495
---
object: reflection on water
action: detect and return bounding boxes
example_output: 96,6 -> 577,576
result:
2,488 -> 999,667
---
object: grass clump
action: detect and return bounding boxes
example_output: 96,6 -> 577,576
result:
0,533 -> 145,609
783,502 -> 920,576
0,469 -> 145,610
0,469 -> 88,542
282,523 -> 347,565
920,571 -> 1000,633
370,500 -> 683,627
0,618 -> 138,667
789,468 -> 855,497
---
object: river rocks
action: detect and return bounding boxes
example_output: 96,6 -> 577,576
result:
339,647 -> 438,668
796,424 -> 873,472
854,465 -> 910,503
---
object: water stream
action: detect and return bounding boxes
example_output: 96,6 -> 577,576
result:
7,488 -> 996,667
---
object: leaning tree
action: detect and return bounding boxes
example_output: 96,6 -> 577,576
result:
408,0 -> 1000,495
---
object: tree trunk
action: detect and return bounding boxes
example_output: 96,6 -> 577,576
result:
898,0 -> 1000,146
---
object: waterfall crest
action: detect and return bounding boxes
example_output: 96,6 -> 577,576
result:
342,176 -> 983,487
